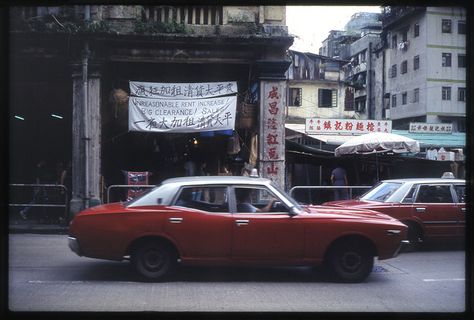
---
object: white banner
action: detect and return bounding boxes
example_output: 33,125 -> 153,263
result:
130,81 -> 238,99
306,118 -> 392,135
129,95 -> 237,133
409,122 -> 453,134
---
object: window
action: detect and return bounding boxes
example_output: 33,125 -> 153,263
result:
392,94 -> 397,108
354,96 -> 366,112
360,50 -> 366,63
402,92 -> 407,105
442,19 -> 452,33
401,60 -> 408,74
458,87 -> 466,102
414,23 -> 420,37
318,89 -> 337,108
175,186 -> 229,213
344,87 -> 354,111
415,185 -> 453,203
289,88 -> 302,106
454,185 -> 465,203
414,55 -> 420,70
391,64 -> 397,77
402,30 -> 408,42
414,88 -> 419,103
442,53 -> 451,67
442,87 -> 451,100
391,34 -> 397,49
458,54 -> 466,68
458,20 -> 466,34
234,186 -> 287,213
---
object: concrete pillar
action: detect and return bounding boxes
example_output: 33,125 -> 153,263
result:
255,60 -> 291,189
70,57 -> 102,217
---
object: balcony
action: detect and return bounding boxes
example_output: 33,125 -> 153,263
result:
141,6 -> 223,25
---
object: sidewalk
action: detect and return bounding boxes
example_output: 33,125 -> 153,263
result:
9,219 -> 69,234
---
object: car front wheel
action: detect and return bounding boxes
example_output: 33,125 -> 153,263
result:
132,241 -> 177,281
327,240 -> 374,283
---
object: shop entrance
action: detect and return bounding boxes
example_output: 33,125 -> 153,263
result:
101,61 -> 255,200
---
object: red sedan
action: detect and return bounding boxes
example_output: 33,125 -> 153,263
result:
69,176 -> 408,282
324,178 -> 465,244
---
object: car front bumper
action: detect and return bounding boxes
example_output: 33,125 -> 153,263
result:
68,236 -> 82,256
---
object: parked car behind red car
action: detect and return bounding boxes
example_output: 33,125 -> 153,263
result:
324,178 -> 465,244
69,176 -> 408,282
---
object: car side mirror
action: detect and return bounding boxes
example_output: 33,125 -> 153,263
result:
289,206 -> 299,217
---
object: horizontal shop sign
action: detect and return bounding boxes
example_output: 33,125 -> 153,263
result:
306,118 -> 392,135
129,95 -> 236,133
409,122 -> 453,134
129,81 -> 238,99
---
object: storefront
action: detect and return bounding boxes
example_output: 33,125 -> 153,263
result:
9,5 -> 294,216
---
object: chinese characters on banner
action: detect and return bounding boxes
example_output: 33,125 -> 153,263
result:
128,81 -> 237,133
260,82 -> 285,187
130,81 -> 238,99
409,122 -> 453,134
305,118 -> 392,135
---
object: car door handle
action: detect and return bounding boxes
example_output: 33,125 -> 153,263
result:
415,207 -> 426,213
461,208 -> 466,213
235,219 -> 249,226
169,217 -> 183,224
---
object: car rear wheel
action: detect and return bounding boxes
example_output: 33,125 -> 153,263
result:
327,240 -> 374,283
132,241 -> 177,281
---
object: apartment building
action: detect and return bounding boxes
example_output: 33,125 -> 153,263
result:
382,7 -> 466,131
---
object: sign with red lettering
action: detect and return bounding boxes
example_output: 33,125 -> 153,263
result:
260,82 -> 285,188
306,118 -> 392,135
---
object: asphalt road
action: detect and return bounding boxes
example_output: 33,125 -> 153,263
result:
7,234 -> 466,313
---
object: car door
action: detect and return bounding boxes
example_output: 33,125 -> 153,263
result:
412,184 -> 459,239
164,185 -> 233,260
231,186 -> 304,260
453,183 -> 466,237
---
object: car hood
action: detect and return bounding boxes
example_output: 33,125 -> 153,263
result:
303,204 -> 396,222
322,199 -> 384,208
76,202 -> 127,216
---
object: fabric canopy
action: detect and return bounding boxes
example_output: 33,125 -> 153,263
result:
335,132 -> 420,157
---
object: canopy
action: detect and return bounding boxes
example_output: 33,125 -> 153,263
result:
335,132 -> 420,157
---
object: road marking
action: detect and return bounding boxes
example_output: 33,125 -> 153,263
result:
423,278 -> 465,282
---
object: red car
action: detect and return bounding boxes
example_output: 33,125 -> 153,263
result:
324,178 -> 465,244
69,176 -> 408,282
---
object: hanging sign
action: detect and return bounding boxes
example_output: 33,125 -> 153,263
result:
409,122 -> 453,134
129,95 -> 237,133
130,81 -> 238,99
306,118 -> 392,135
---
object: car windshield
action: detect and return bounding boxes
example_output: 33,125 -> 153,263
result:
360,182 -> 402,202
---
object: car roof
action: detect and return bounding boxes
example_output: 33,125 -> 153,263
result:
162,175 -> 273,186
380,178 -> 465,184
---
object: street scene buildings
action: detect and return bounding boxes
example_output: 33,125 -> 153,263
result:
8,5 -> 466,226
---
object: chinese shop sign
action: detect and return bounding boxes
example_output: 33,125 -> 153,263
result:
130,81 -> 237,99
260,82 -> 285,187
305,118 -> 392,135
409,122 -> 453,134
129,81 -> 237,133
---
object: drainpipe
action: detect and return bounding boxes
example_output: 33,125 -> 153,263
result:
367,42 -> 373,119
82,5 -> 91,208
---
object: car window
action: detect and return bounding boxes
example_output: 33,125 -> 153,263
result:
402,186 -> 416,204
234,186 -> 288,214
361,182 -> 402,202
415,185 -> 453,203
174,186 -> 229,213
454,185 -> 465,203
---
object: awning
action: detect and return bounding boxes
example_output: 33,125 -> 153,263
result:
392,130 -> 465,149
285,123 -> 361,146
285,124 -> 466,149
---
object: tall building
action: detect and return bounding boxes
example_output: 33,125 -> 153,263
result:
381,6 -> 466,131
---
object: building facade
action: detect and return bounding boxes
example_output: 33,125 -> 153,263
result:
9,5 -> 293,215
286,50 -> 348,122
381,6 -> 466,131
